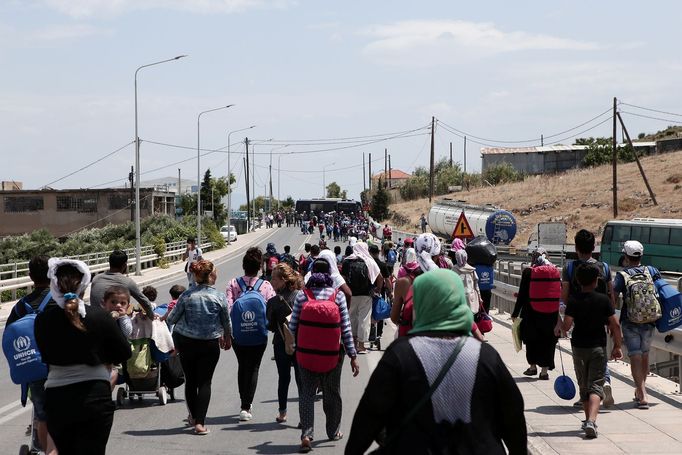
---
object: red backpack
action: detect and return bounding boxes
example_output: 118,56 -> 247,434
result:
529,265 -> 561,313
399,285 -> 414,337
267,255 -> 279,273
296,289 -> 341,373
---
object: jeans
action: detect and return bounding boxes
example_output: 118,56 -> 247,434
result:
622,320 -> 655,356
274,341 -> 300,412
45,380 -> 114,455
174,333 -> 220,425
232,342 -> 267,410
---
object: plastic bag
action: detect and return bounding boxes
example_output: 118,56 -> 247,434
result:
127,339 -> 151,379
465,236 -> 497,266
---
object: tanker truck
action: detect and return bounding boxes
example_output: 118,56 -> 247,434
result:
428,199 -> 517,245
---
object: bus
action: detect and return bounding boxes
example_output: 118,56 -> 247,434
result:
295,198 -> 362,215
600,218 -> 682,272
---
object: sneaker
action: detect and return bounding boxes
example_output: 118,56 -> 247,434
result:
584,420 -> 598,439
603,382 -> 614,408
239,409 -> 252,421
580,420 -> 587,431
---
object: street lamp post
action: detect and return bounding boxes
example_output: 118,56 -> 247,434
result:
227,125 -> 255,245
134,54 -> 186,275
322,162 -> 336,198
197,104 -> 234,247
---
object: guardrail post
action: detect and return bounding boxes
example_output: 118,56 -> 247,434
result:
11,263 -> 18,301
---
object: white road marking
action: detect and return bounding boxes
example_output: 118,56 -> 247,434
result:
0,403 -> 30,425
0,400 -> 22,416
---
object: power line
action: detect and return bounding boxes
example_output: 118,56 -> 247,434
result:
246,125 -> 431,144
42,141 -> 134,188
620,110 -> 682,126
620,102 -> 682,118
436,106 -> 614,145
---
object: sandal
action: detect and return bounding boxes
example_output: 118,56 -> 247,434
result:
331,432 -> 343,441
538,373 -> 549,380
299,437 -> 312,453
523,368 -> 538,376
276,414 -> 287,423
637,401 -> 650,409
194,427 -> 210,435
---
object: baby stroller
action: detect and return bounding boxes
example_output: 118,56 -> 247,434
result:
116,313 -> 178,406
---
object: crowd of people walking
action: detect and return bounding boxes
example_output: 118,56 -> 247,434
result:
6,216 -> 674,453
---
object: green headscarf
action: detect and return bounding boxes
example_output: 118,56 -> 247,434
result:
409,268 -> 473,334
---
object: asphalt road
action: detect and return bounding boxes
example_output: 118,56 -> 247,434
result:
0,227 -> 385,455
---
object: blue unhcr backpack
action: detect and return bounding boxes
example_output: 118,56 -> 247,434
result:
231,278 -> 268,346
2,292 -> 52,385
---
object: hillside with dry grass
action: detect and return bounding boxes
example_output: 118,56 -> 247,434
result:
390,150 -> 682,246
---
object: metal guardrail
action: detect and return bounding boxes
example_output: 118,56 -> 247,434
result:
491,260 -> 682,388
0,240 -> 213,303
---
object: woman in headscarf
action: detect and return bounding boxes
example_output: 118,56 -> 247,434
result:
390,233 -> 441,337
341,242 -> 384,353
453,249 -> 482,314
512,248 -> 560,380
290,258 -> 360,453
305,248 -> 354,308
35,259 -> 131,454
346,269 -> 527,455
414,233 -> 443,272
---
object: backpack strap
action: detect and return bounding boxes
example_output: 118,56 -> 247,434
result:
14,296 -> 30,317
36,291 -> 52,313
252,279 -> 264,293
566,261 -> 574,281
303,289 -> 315,301
602,261 -> 610,279
237,277 -> 248,293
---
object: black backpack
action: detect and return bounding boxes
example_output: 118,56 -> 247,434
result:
567,260 -> 611,297
280,253 -> 297,270
343,258 -> 371,296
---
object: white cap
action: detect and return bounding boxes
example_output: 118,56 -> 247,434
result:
622,240 -> 644,257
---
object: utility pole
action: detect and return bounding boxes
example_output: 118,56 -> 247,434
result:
384,148 -> 388,189
177,168 -> 181,195
252,145 -> 256,224
129,166 -> 134,222
388,154 -> 393,188
363,152 -> 366,192
617,112 -> 658,205
269,150 -> 273,214
463,136 -> 467,189
245,138 -> 251,230
429,116 -> 435,203
368,152 -> 372,191
449,142 -> 453,167
612,97 -> 618,217
541,134 -> 544,146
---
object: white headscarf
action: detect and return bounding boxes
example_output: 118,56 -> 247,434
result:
415,233 -> 441,272
305,249 -> 346,289
349,237 -> 358,247
347,242 -> 381,284
48,258 -> 91,318
402,247 -> 417,265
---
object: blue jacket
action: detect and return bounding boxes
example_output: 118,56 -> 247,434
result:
166,285 -> 231,340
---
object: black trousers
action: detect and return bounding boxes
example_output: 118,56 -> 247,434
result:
174,333 -> 220,425
45,380 -> 114,455
273,341 -> 300,412
232,342 -> 267,410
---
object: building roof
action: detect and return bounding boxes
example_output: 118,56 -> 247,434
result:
372,169 -> 412,180
481,142 -> 656,156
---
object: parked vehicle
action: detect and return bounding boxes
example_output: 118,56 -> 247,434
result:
220,225 -> 238,242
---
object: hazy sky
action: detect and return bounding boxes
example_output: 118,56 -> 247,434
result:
2,1 -> 682,202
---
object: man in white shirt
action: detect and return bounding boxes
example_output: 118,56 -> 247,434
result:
182,237 -> 203,287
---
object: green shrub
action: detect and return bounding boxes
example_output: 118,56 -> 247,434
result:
482,163 -> 524,185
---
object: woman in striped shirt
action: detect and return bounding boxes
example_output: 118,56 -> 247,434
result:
289,257 -> 359,453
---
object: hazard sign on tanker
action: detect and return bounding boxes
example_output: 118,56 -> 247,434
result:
452,212 -> 474,240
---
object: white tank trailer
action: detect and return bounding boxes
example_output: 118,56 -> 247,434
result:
428,199 -> 517,245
